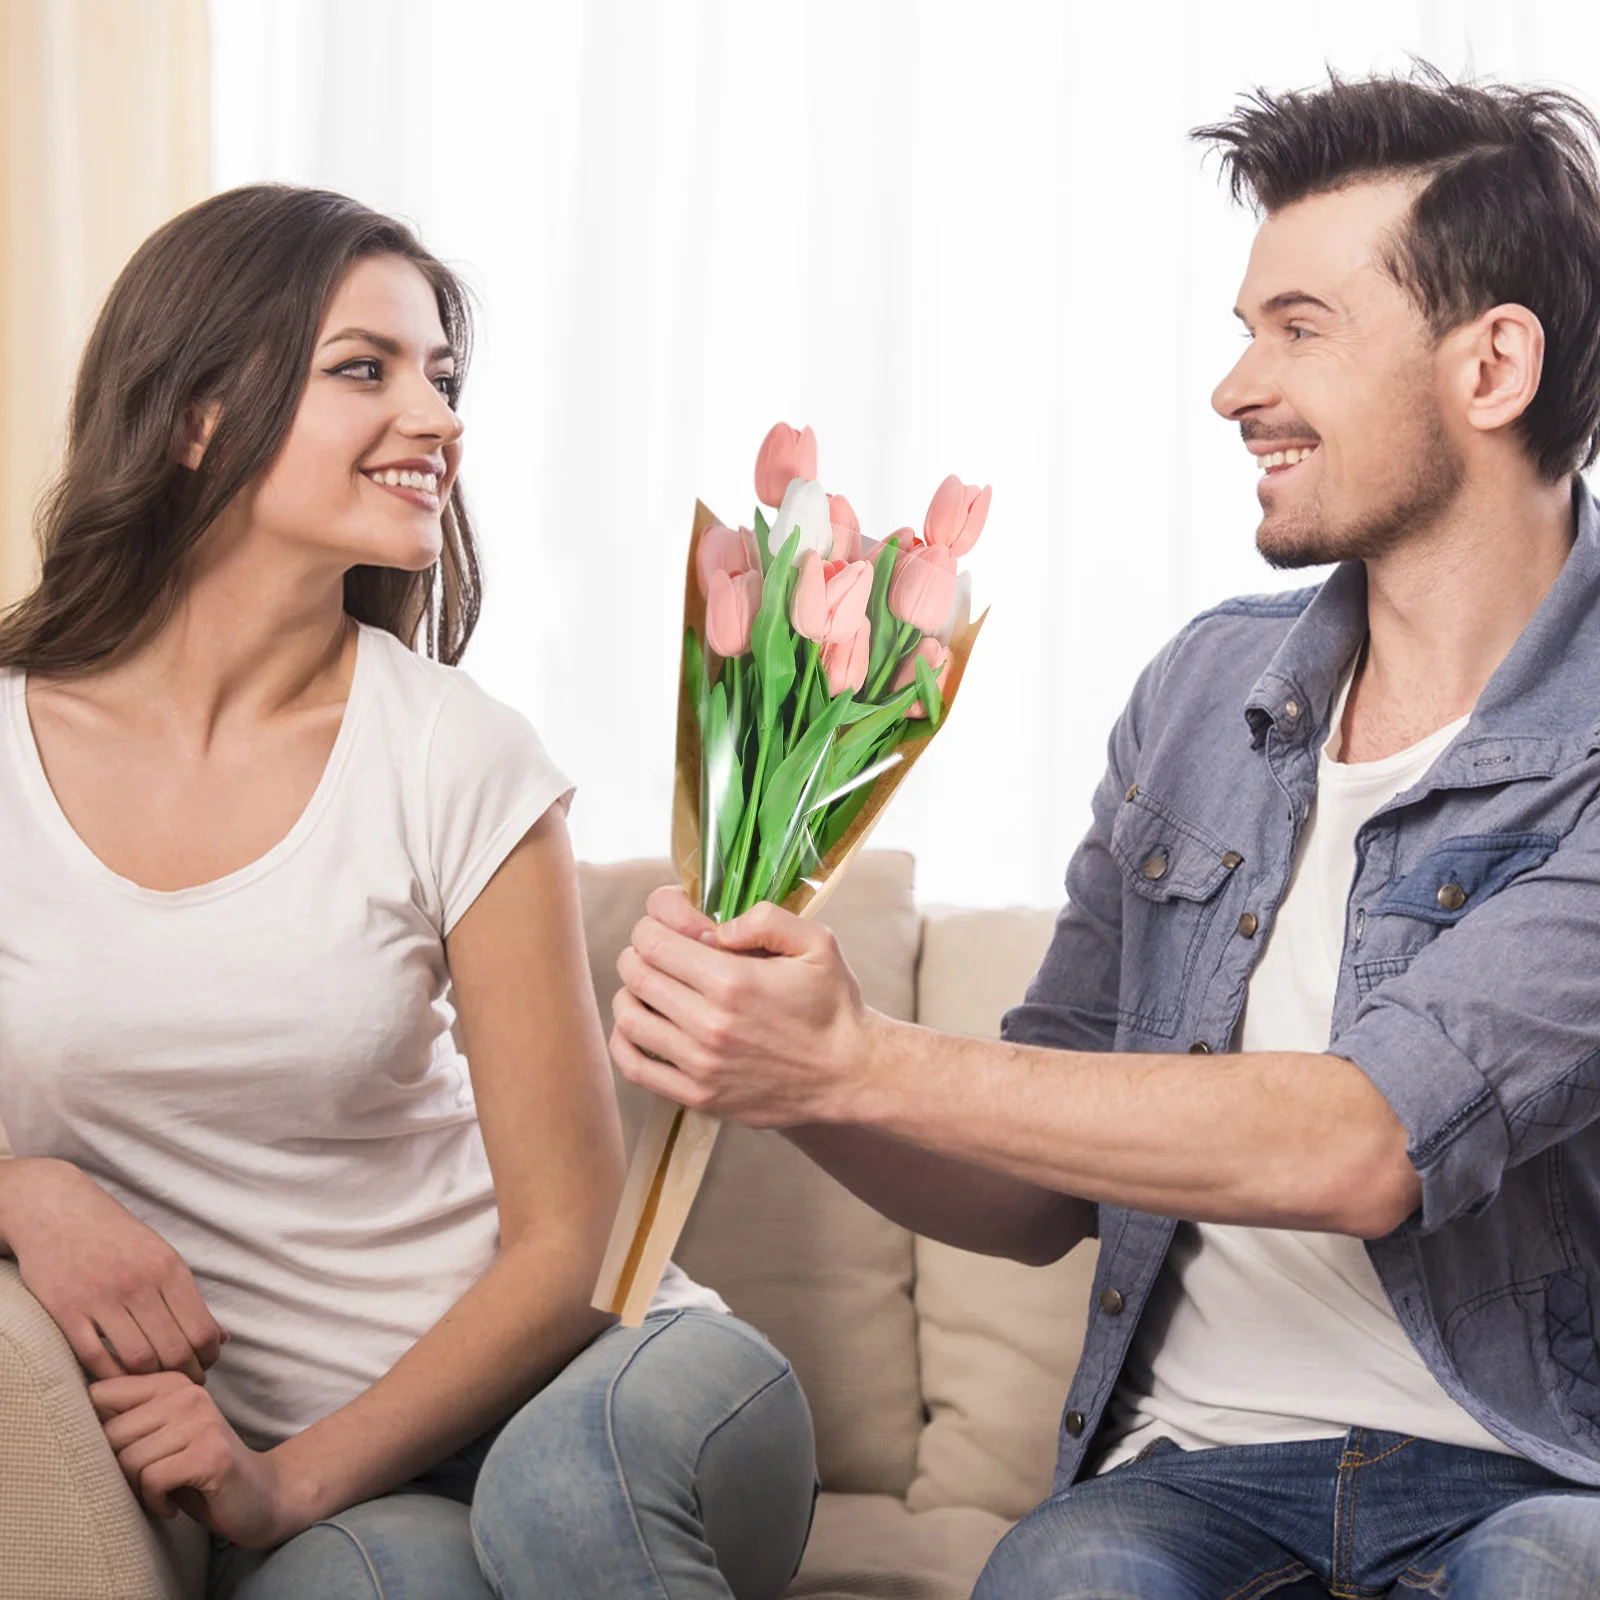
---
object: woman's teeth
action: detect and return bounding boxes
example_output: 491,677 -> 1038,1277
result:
1259,446 -> 1318,471
370,468 -> 439,493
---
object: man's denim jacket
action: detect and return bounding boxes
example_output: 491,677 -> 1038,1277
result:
1005,482 -> 1600,1490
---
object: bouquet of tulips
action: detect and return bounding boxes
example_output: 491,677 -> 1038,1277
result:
594,422 -> 990,1323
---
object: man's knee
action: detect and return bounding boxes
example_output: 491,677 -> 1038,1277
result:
1440,1493 -> 1600,1599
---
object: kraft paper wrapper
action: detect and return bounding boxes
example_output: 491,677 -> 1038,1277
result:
594,500 -> 987,1324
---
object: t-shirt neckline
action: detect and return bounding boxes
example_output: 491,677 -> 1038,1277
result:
5,623 -> 374,907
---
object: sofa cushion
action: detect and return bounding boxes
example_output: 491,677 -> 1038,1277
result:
906,905 -> 1097,1521
787,1492 -> 1010,1599
579,852 -> 926,1497
0,1261 -> 207,1600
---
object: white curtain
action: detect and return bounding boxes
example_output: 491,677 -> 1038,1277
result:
1,0 -> 210,606
210,0 -> 1600,906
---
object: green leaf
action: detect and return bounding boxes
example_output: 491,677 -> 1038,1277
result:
815,766 -> 877,860
753,507 -> 772,573
914,652 -> 944,730
830,682 -> 919,774
684,627 -> 705,728
751,525 -> 803,733
865,536 -> 901,688
699,680 -> 740,913
747,691 -> 853,906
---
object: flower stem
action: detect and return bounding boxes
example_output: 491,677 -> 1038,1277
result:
786,640 -> 819,759
866,621 -> 918,701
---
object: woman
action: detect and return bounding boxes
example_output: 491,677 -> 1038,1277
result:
0,184 -> 815,1599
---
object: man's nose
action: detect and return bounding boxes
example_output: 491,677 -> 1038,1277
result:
1212,341 -> 1279,421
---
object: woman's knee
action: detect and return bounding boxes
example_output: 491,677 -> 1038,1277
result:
470,1312 -> 814,1596
216,1495 -> 482,1600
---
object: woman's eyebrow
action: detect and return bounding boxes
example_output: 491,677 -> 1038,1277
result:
319,327 -> 456,362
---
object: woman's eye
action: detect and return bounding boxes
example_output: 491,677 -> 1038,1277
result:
432,374 -> 458,401
332,358 -> 382,381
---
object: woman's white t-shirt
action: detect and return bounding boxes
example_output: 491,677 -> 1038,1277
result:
0,623 -> 722,1448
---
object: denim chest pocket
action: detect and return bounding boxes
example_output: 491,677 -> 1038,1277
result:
1356,832 -> 1558,997
1110,792 -> 1236,1037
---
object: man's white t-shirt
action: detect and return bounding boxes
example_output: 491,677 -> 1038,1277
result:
0,623 -> 723,1449
1097,664 -> 1513,1471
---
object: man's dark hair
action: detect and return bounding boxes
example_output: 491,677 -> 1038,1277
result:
1193,64 -> 1600,482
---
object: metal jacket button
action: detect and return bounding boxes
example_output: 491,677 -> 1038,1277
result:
1221,851 -> 1243,869
1064,1409 -> 1085,1437
1189,1041 -> 1211,1054
1126,783 -> 1139,802
1237,912 -> 1259,938
1437,882 -> 1467,912
1098,1288 -> 1125,1315
1141,853 -> 1168,881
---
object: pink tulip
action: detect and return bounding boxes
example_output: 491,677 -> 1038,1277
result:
822,620 -> 872,697
888,541 -> 958,633
923,475 -> 992,558
705,568 -> 763,658
791,551 -> 874,644
755,422 -> 819,507
827,493 -> 861,562
695,522 -> 761,600
892,637 -> 953,719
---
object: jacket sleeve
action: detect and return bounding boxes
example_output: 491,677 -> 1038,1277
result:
1332,792 -> 1600,1233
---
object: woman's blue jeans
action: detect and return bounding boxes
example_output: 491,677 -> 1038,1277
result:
975,1430 -> 1600,1599
209,1309 -> 817,1600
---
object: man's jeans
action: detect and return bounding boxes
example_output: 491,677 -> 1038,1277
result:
208,1309 -> 817,1600
975,1431 -> 1600,1599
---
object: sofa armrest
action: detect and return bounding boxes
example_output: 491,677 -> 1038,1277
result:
0,1260 -> 205,1600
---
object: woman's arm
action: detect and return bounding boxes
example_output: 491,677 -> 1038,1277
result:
100,803 -> 626,1546
274,802 -> 624,1524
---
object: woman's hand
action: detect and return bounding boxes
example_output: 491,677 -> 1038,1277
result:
92,1373 -> 297,1549
0,1157 -> 226,1384
611,887 -> 878,1126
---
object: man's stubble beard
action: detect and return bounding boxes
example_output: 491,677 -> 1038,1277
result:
1257,402 -> 1466,571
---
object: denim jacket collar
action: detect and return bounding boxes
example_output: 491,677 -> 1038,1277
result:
1244,480 -> 1600,775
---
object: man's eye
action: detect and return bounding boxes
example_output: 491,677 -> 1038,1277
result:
1287,325 -> 1314,341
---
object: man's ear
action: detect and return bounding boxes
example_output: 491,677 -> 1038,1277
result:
1449,302 -> 1544,439
178,400 -> 221,470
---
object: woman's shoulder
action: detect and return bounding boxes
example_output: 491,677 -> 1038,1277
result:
355,622 -> 568,794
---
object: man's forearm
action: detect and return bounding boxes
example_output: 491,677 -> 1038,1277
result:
782,1123 -> 1092,1264
842,1015 -> 1419,1238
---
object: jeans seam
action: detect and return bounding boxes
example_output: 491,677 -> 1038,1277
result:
691,1363 -> 794,1480
1222,1557 -> 1316,1600
602,1311 -> 685,1600
307,1520 -> 386,1600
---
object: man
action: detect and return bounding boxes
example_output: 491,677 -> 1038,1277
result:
613,68 -> 1600,1598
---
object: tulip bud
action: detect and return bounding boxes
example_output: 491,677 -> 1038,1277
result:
695,522 -> 761,600
892,637 -> 953,719
705,568 -> 763,658
767,477 -> 833,560
827,494 -> 862,563
754,422 -> 819,508
791,550 -> 829,641
887,542 -> 958,633
822,619 -> 872,697
923,475 -> 992,559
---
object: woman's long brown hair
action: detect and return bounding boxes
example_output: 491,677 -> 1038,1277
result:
0,184 -> 482,674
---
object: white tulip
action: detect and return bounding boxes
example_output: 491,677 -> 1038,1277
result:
766,477 -> 833,560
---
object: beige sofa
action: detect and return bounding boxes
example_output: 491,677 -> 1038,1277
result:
0,851 -> 1099,1600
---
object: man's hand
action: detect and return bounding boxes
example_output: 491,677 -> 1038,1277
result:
0,1158 -> 226,1384
92,1373 -> 299,1550
612,887 -> 878,1126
